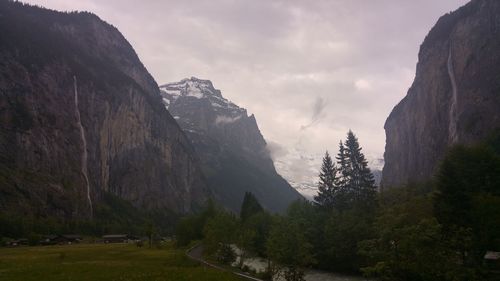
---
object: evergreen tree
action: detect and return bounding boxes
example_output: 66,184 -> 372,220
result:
434,145 -> 500,267
240,192 -> 264,222
343,130 -> 376,208
334,141 -> 350,210
314,151 -> 338,208
336,141 -> 349,189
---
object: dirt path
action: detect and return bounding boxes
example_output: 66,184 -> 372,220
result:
186,244 -> 264,281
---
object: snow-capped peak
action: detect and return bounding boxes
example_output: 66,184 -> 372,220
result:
159,77 -> 246,116
160,77 -> 221,100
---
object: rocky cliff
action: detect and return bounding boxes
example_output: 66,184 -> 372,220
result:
0,2 -> 208,219
160,77 -> 302,212
382,0 -> 500,188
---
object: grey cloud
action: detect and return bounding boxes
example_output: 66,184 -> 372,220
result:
266,141 -> 289,161
300,96 -> 328,131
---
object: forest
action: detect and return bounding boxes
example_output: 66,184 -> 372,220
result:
176,130 -> 500,281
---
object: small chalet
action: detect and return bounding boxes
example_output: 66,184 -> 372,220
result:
102,234 -> 138,243
60,234 -> 82,244
484,251 -> 500,271
6,239 -> 28,247
40,234 -> 82,245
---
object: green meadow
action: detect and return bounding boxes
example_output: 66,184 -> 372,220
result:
0,243 -> 242,281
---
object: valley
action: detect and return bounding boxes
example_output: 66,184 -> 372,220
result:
1,0 -> 499,281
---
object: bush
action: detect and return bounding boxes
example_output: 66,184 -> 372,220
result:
215,244 -> 236,264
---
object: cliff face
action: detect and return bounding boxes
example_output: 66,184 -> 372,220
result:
382,0 -> 500,188
0,2 -> 207,218
160,78 -> 302,212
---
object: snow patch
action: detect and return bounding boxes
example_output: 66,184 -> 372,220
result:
186,81 -> 204,98
162,88 -> 181,98
162,97 -> 171,108
215,115 -> 242,125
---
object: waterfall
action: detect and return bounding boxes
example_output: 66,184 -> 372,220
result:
74,75 -> 93,218
447,44 -> 459,143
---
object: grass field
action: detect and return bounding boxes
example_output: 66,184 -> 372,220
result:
0,243 -> 243,281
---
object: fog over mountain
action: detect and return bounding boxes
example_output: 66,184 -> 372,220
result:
25,0 -> 468,194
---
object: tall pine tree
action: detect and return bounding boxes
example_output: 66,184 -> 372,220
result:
314,151 -> 338,208
343,130 -> 376,207
336,141 -> 349,189
334,141 -> 350,210
240,192 -> 264,222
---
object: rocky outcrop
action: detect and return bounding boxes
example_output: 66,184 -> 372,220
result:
0,2 -> 208,218
160,78 -> 302,212
382,0 -> 500,188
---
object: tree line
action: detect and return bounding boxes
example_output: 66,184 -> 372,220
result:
176,130 -> 500,281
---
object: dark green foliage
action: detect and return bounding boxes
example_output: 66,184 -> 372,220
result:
215,243 -> 237,264
170,139 -> 500,281
361,143 -> 500,281
203,210 -> 238,255
435,145 -> 500,227
285,200 -> 326,266
323,208 -> 374,273
324,131 -> 377,211
342,130 -> 376,209
240,192 -> 264,222
267,216 -> 314,281
314,151 -> 338,208
175,216 -> 203,247
174,199 -> 235,251
239,211 -> 272,257
434,144 -> 500,269
175,200 -> 217,246
237,193 -> 268,265
360,185 -> 482,281
336,141 -> 349,188
290,131 -> 378,274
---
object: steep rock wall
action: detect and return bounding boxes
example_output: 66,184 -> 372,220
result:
0,2 -> 208,218
382,0 -> 500,188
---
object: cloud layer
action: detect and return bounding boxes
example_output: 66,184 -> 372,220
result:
25,0 -> 469,192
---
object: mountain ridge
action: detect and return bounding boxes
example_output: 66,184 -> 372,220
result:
160,77 -> 303,212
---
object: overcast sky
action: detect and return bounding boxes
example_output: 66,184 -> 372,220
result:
26,0 -> 469,194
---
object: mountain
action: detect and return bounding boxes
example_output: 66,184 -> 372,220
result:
382,0 -> 500,188
0,1 -> 208,221
160,77 -> 302,212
